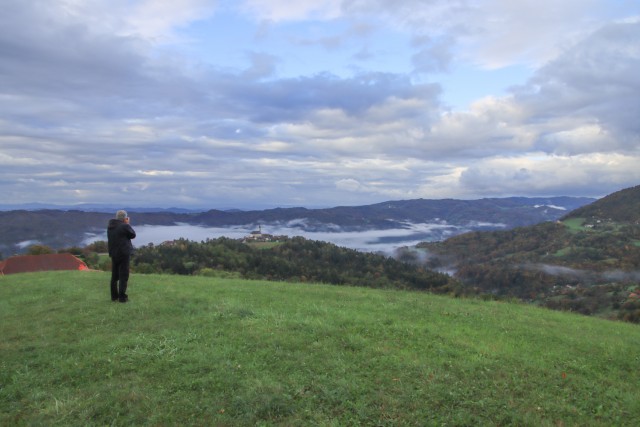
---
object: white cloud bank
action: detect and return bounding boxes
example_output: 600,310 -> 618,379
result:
84,220 -> 501,253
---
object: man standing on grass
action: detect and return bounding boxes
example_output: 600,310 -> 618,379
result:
107,210 -> 136,303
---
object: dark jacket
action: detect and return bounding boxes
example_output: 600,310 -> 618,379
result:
107,219 -> 136,259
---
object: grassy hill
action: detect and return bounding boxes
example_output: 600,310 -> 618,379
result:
2,271 -> 640,425
563,184 -> 640,223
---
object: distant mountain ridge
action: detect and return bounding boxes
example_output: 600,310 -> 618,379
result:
0,196 -> 594,256
0,203 -> 207,214
191,197 -> 594,230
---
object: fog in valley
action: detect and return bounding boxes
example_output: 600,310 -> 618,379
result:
83,220 -> 506,254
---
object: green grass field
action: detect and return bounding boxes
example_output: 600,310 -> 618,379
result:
562,217 -> 586,232
2,271 -> 640,426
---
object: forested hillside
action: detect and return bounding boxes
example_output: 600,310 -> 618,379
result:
562,184 -> 640,223
418,185 -> 640,322
133,236 -> 458,293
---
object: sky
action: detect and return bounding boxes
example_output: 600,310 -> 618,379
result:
1,0 -> 639,210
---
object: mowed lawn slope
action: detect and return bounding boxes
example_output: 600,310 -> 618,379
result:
1,271 -> 639,426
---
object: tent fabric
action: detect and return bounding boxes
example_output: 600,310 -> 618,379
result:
0,253 -> 89,275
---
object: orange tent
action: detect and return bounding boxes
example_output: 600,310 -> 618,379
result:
0,253 -> 89,275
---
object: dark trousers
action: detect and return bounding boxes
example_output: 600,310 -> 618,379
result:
110,256 -> 130,301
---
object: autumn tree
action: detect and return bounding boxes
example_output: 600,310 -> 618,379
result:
27,244 -> 54,255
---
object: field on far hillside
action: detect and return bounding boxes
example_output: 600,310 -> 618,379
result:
1,272 -> 640,426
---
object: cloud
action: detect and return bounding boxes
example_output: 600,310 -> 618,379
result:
124,0 -> 218,42
238,0 -> 613,73
525,264 -> 640,283
460,0 -> 610,68
241,0 -> 342,22
340,0 -> 616,69
459,153 -> 640,197
425,96 -> 534,158
242,51 -> 279,79
48,0 -> 218,43
0,0 -> 638,208
516,19 -> 640,150
335,178 -> 362,192
411,35 -> 454,73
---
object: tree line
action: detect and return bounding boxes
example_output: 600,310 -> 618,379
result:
130,236 -> 459,293
418,220 -> 640,322
18,231 -> 640,323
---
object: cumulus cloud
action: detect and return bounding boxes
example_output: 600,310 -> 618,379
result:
517,19 -> 640,150
459,153 -> 640,197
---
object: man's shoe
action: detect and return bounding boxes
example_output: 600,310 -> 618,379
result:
119,297 -> 128,303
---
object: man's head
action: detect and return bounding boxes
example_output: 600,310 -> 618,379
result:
116,210 -> 128,220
